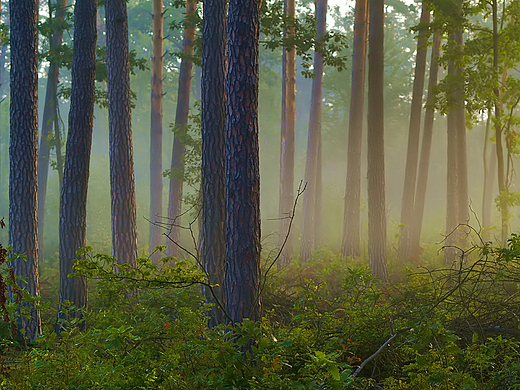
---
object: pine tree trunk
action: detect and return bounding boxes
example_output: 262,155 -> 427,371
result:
166,0 -> 196,258
225,0 -> 261,323
278,0 -> 296,267
149,0 -> 164,258
106,0 -> 138,265
58,0 -> 97,329
367,0 -> 387,282
201,0 -> 227,326
342,0 -> 367,259
398,3 -> 429,261
300,0 -> 326,263
9,0 -> 42,341
409,30 -> 441,261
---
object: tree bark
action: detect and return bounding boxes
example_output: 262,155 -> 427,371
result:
409,30 -> 441,261
300,0 -> 326,263
201,0 -> 227,327
398,3 -> 429,261
278,0 -> 296,267
342,0 -> 367,259
149,0 -> 164,258
106,0 -> 138,265
166,0 -> 196,258
9,0 -> 41,340
367,0 -> 387,282
225,0 -> 261,323
37,0 -> 68,263
58,0 -> 97,329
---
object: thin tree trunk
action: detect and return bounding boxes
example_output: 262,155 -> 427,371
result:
342,0 -> 367,259
166,0 -> 196,258
398,3 -> 429,261
300,0 -> 326,263
201,0 -> 226,327
482,112 -> 496,231
106,0 -> 138,265
278,0 -> 296,267
367,0 -> 387,282
9,0 -> 42,341
149,0 -> 164,258
225,0 -> 261,324
37,0 -> 67,263
58,0 -> 97,329
409,30 -> 441,261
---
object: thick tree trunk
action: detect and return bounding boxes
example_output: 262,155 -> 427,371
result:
225,0 -> 261,323
58,0 -> 97,329
409,30 -> 441,261
166,0 -> 196,258
9,0 -> 41,341
300,0 -> 326,263
37,0 -> 67,263
201,0 -> 226,326
278,0 -> 296,267
367,0 -> 387,282
342,0 -> 367,259
398,3 -> 429,261
149,0 -> 164,258
106,0 -> 138,265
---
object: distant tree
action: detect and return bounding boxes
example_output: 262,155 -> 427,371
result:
58,0 -> 97,328
341,0 -> 367,259
300,0 -> 326,263
398,3 -> 429,262
278,0 -> 296,267
105,0 -> 138,265
37,0 -> 68,263
225,0 -> 261,323
166,0 -> 197,258
367,0 -> 387,281
409,29 -> 441,260
149,0 -> 164,259
200,0 -> 226,326
9,0 -> 41,340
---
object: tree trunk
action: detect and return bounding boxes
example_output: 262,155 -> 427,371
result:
342,0 -> 367,259
481,113 -> 496,231
398,3 -> 429,261
9,0 -> 41,341
367,0 -> 387,282
37,0 -> 68,264
106,0 -> 138,265
278,0 -> 296,267
149,0 -> 164,258
201,0 -> 226,326
166,0 -> 196,258
300,0 -> 326,263
409,30 -> 441,261
58,0 -> 97,329
225,0 -> 261,323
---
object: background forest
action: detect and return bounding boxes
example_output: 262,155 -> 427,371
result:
2,0 -> 520,388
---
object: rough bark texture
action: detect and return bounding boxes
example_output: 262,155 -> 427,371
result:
9,0 -> 41,340
409,30 -> 441,261
342,0 -> 367,259
225,0 -> 261,323
166,0 -> 196,258
201,0 -> 226,327
106,0 -> 138,265
278,0 -> 296,267
37,0 -> 68,263
149,0 -> 164,258
398,3 -> 429,261
367,0 -> 387,282
58,0 -> 97,328
300,0 -> 326,263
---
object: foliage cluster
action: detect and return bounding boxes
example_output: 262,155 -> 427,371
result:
2,237 -> 520,388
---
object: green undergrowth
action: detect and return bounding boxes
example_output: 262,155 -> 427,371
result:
2,238 -> 520,389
